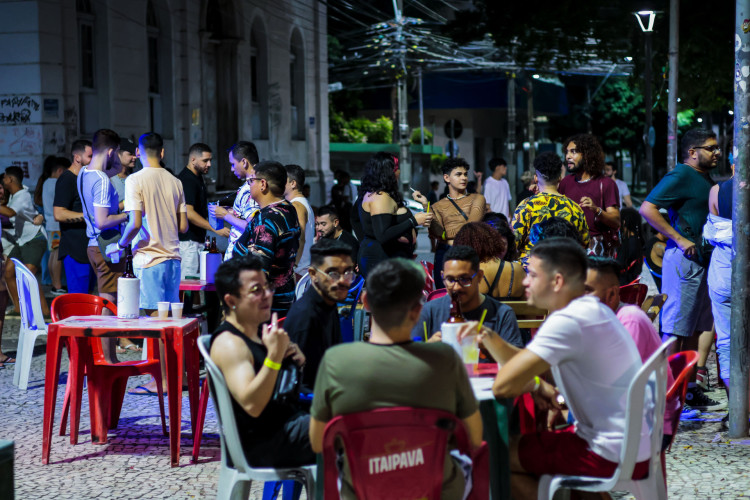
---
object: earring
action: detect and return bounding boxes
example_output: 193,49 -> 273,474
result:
232,306 -> 236,310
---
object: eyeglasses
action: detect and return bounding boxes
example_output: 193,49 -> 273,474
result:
441,272 -> 477,287
246,177 -> 262,185
693,145 -> 721,154
313,267 -> 358,284
245,282 -> 275,297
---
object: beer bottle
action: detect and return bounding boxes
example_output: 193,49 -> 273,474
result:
209,237 -> 219,254
204,236 -> 211,252
447,291 -> 465,323
122,245 -> 136,278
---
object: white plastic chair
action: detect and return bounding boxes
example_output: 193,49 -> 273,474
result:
196,335 -> 316,500
295,272 -> 311,300
537,336 -> 675,500
11,258 -> 48,390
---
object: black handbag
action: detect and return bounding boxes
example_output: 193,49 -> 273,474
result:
272,359 -> 303,405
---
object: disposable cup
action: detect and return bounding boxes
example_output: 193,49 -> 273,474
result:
440,322 -> 464,358
461,335 -> 479,376
157,301 -> 170,319
171,302 -> 183,319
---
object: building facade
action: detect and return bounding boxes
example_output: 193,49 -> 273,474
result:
0,0 -> 329,202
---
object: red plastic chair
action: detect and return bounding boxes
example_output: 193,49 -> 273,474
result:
322,407 -> 488,500
665,350 -> 699,451
620,283 -> 648,307
420,261 -> 436,295
192,316 -> 287,463
51,294 -> 166,445
426,288 -> 448,302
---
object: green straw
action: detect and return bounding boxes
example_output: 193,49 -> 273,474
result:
477,309 -> 488,332
423,321 -> 428,341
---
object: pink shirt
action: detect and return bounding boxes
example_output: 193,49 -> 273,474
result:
616,304 -> 680,435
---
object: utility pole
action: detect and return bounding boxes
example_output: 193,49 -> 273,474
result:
666,0 -> 679,171
393,0 -> 411,187
729,0 -> 750,439
527,77 -> 535,165
507,72 -> 517,197
644,31 -> 654,192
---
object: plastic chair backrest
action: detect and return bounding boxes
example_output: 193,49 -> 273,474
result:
666,350 -> 699,402
322,407 -> 474,500
426,288 -> 447,302
620,283 -> 648,307
613,336 -> 674,484
51,294 -> 118,364
12,258 -> 46,332
197,334 -> 254,475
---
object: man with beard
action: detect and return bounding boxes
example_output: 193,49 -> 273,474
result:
640,128 -> 724,413
284,239 -> 355,391
559,134 -> 620,256
177,143 -> 230,279
413,245 -> 523,348
315,205 -> 358,265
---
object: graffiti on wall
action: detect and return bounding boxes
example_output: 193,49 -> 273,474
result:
0,96 -> 41,125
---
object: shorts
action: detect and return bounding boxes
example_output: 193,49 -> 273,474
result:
63,255 -> 95,293
134,259 -> 181,310
518,426 -> 649,479
47,230 -> 61,251
710,287 -> 731,380
179,240 -> 202,279
661,246 -> 713,336
87,246 -> 125,294
9,234 -> 47,269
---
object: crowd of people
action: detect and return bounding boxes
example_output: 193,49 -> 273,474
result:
1,126 -> 732,498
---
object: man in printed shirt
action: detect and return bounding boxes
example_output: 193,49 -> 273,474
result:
209,141 -> 260,260
234,161 -> 300,317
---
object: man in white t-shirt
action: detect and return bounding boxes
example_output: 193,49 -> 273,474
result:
604,162 -> 632,208
458,237 -> 649,498
482,157 -> 512,218
284,164 -> 314,280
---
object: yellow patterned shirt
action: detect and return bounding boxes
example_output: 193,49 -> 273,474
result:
512,192 -> 590,266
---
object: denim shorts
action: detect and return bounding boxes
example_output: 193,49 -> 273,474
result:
134,259 -> 181,310
661,246 -> 713,336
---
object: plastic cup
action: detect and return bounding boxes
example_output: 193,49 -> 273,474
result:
171,302 -> 183,319
461,335 -> 479,376
157,301 -> 170,319
439,322 -> 464,358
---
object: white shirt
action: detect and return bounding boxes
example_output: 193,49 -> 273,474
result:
290,195 -> 315,274
483,176 -> 511,218
42,177 -> 59,232
8,187 -> 43,246
614,178 -> 630,208
526,296 -> 650,463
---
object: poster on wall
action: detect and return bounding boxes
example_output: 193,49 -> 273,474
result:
0,125 -> 44,183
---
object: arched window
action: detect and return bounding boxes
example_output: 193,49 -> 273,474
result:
145,0 -> 173,138
251,20 -> 269,140
77,0 -> 97,133
290,29 -> 305,140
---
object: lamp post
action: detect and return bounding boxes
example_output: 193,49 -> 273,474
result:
635,10 -> 656,192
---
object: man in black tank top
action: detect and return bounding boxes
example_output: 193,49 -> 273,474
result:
210,255 -> 313,467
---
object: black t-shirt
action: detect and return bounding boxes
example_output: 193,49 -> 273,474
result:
177,167 -> 208,243
336,229 -> 359,265
53,169 -> 88,263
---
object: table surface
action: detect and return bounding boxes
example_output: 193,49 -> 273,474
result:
53,316 -> 198,329
470,376 -> 496,401
180,279 -> 216,291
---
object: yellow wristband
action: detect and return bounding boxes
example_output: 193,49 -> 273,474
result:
532,376 -> 541,392
264,358 -> 282,371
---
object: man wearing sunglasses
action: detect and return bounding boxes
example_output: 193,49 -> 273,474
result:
640,128 -> 723,412
284,239 -> 356,391
413,245 -> 523,348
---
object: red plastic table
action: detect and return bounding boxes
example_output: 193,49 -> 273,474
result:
42,316 -> 201,467
179,279 -> 216,292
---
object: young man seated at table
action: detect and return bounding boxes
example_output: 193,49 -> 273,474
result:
457,238 -> 649,499
309,258 -> 483,500
284,238 -> 354,391
210,255 -> 314,467
413,245 -> 523,348
584,256 -> 682,444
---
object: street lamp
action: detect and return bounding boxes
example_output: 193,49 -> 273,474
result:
635,10 -> 656,192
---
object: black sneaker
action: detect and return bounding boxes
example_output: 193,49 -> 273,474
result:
685,386 -> 727,411
696,366 -> 710,391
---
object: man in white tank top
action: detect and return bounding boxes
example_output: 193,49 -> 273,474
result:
285,164 -> 315,281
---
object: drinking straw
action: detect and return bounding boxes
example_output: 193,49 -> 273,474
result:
477,309 -> 488,332
426,202 -> 430,213
423,321 -> 428,341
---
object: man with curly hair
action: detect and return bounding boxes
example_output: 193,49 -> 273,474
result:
559,134 -> 620,256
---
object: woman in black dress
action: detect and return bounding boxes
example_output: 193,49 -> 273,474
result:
357,152 -> 432,277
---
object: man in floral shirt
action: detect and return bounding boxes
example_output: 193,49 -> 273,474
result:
513,152 -> 589,268
234,161 -> 300,316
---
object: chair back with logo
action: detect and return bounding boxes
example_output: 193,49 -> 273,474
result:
619,283 -> 648,307
322,406 -> 487,500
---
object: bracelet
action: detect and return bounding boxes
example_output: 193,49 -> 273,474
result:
596,208 -> 603,216
264,357 -> 282,371
532,376 -> 541,393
